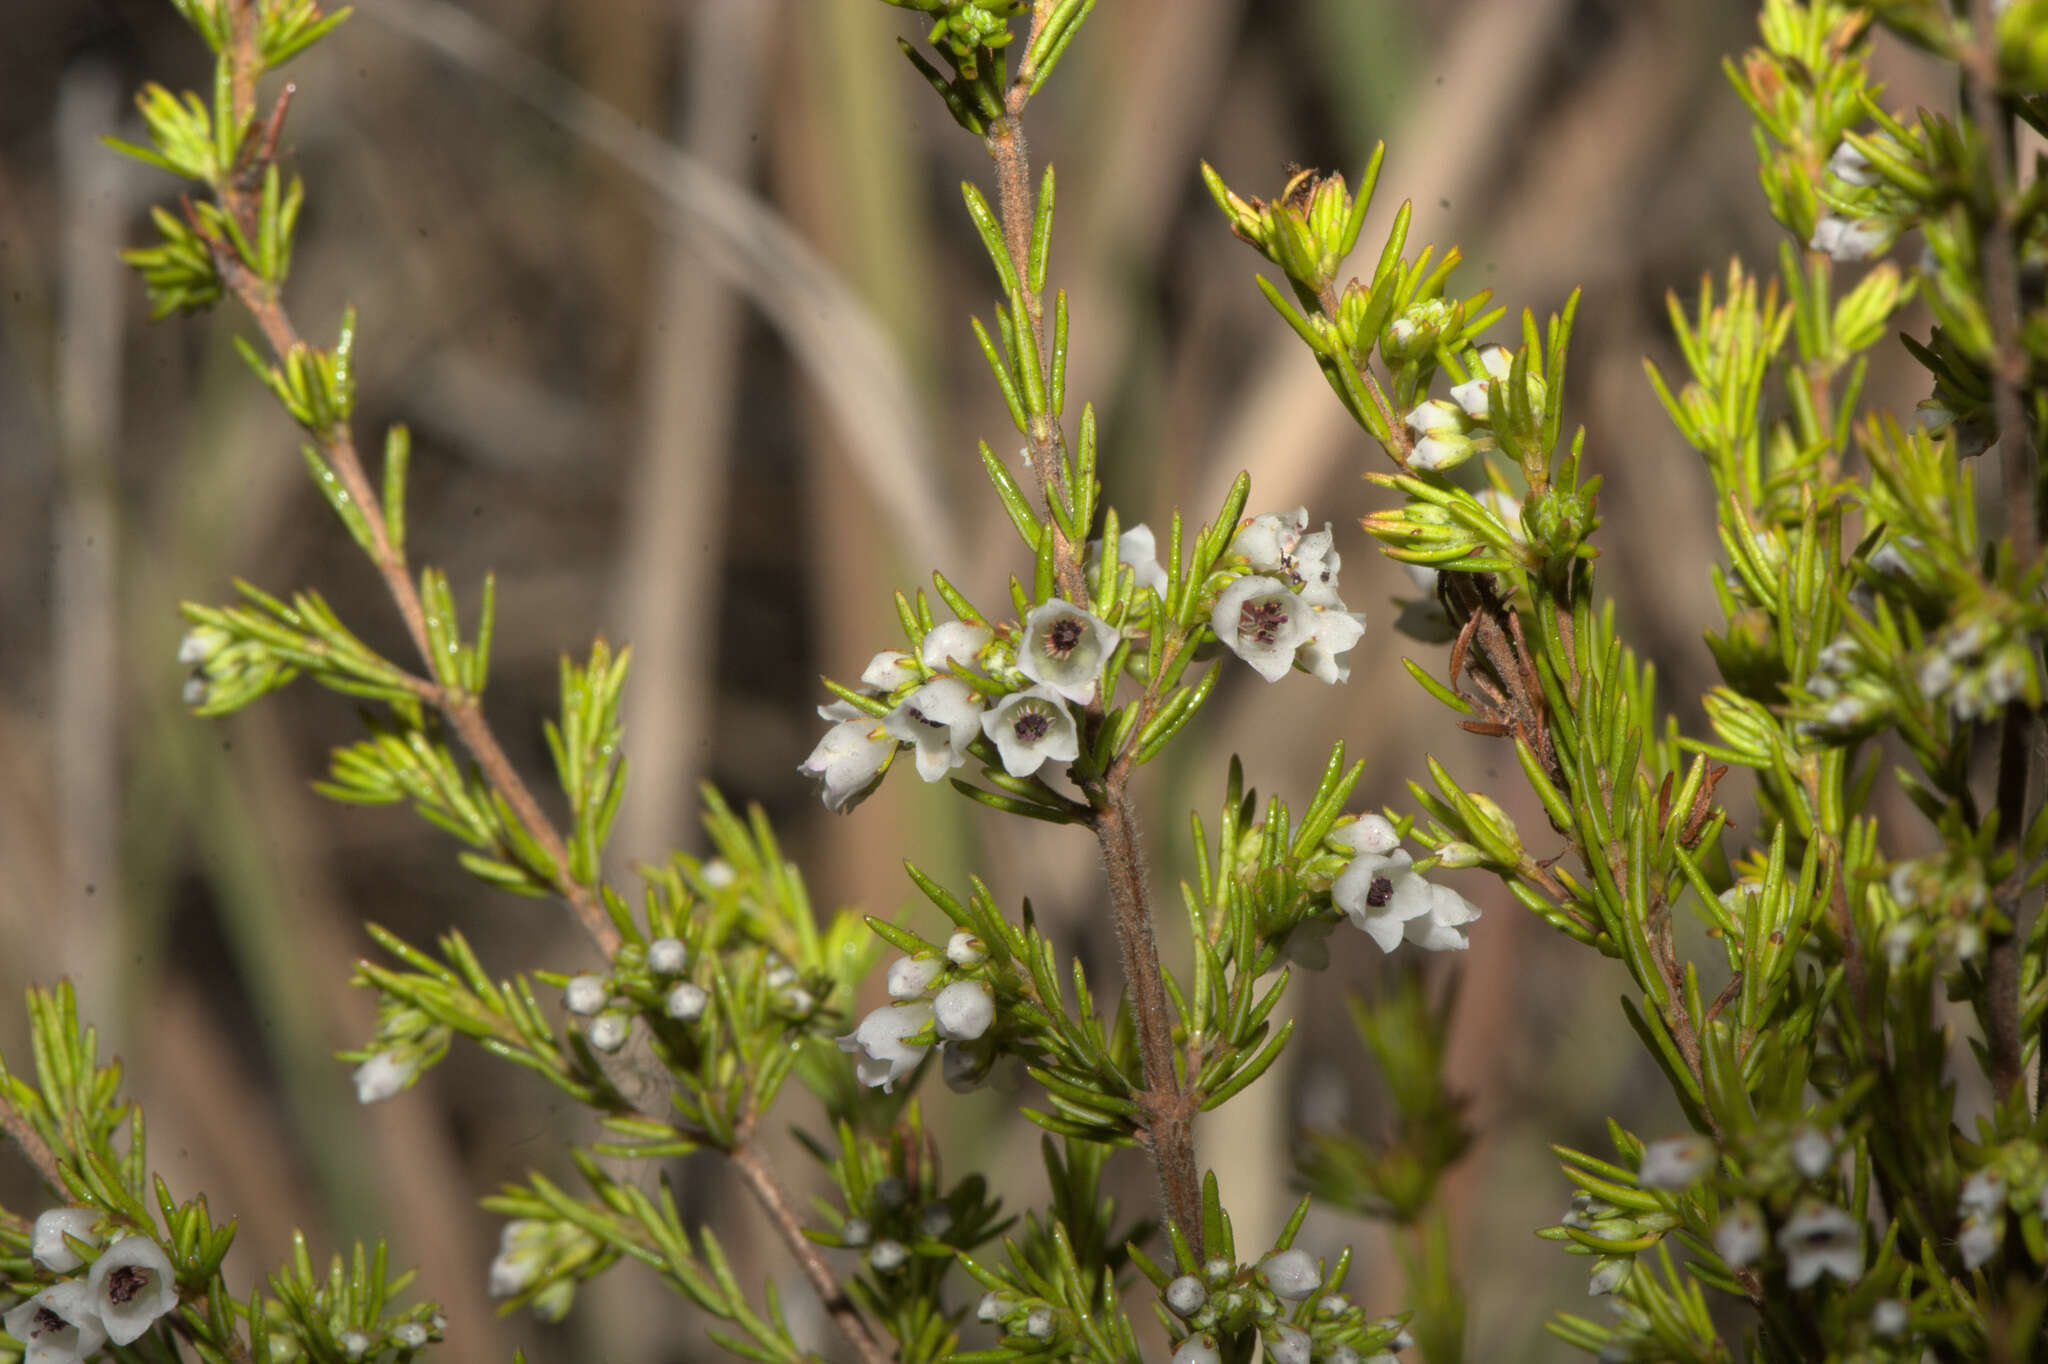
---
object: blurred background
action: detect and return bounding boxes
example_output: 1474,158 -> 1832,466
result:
0,0 -> 1958,1359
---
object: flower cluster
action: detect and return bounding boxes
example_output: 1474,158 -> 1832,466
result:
1329,814 -> 1482,954
1808,140 -> 1898,263
4,1212 -> 179,1364
837,931 -> 995,1092
1398,346 -> 1543,473
1158,1248 -> 1409,1364
1213,508 -> 1366,683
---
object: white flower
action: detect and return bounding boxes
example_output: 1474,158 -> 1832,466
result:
177,625 -> 229,665
587,1012 -> 629,1052
1828,141 -> 1878,187
837,1000 -> 934,1091
1331,811 -> 1396,863
340,1329 -> 372,1359
886,955 -> 944,999
933,980 -> 994,1042
1587,1256 -> 1631,1296
1959,1170 -> 2006,1218
665,982 -> 708,1021
868,1239 -> 908,1272
861,650 -> 919,691
919,621 -> 993,671
5,1281 -> 107,1364
563,974 -> 609,1016
1296,607 -> 1366,684
1024,1306 -> 1057,1340
883,678 -> 985,782
88,1235 -> 180,1345
31,1207 -> 99,1273
1211,576 -> 1314,681
801,718 -> 894,811
1171,1334 -> 1221,1364
1958,1213 -> 2001,1269
941,1041 -> 993,1091
842,1218 -> 872,1248
1449,377 -> 1493,421
1810,213 -> 1890,261
646,938 -> 688,976
1638,1136 -> 1715,1191
1789,1126 -> 1835,1180
353,1050 -> 416,1105
1016,600 -> 1119,704
1233,508 -> 1344,608
1266,1325 -> 1312,1364
1259,1249 -> 1320,1300
980,685 -> 1081,778
946,931 -> 987,967
1165,1275 -> 1207,1317
488,1220 -> 548,1298
393,1322 -> 429,1348
1088,524 -> 1170,597
1404,399 -> 1474,471
1778,1199 -> 1863,1288
1713,1202 -> 1766,1267
1332,849 -> 1438,952
1404,887 -> 1480,951
976,1291 -> 1013,1322
1870,1299 -> 1908,1337
701,858 -> 736,888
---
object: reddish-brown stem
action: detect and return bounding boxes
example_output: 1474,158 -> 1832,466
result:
729,1142 -> 892,1364
203,17 -> 618,957
985,34 -> 1202,1254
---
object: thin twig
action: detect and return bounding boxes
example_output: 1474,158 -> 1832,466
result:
207,1 -> 618,957
728,1142 -> 893,1364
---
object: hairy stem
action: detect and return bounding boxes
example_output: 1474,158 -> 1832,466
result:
207,2 -> 618,957
982,19 -> 1204,1255
729,1142 -> 892,1364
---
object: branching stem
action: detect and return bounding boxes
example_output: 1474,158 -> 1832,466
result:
208,1 -> 618,957
984,17 -> 1203,1256
729,1142 -> 892,1364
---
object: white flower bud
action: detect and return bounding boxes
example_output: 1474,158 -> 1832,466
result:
701,858 -> 736,888
841,1217 -> 871,1248
587,1011 -> 629,1053
918,1202 -> 954,1238
887,955 -> 944,999
563,974 -> 609,1016
933,980 -> 994,1042
340,1330 -> 372,1359
1870,1299 -> 1908,1337
353,1051 -> 416,1105
646,938 -> 688,976
868,1239 -> 907,1272
1333,813 -> 1400,857
1024,1307 -> 1056,1340
1638,1136 -> 1715,1191
1266,1325 -> 1312,1364
665,982 -> 709,1022
976,1290 -> 1014,1323
393,1322 -> 429,1347
31,1207 -> 99,1272
1166,1275 -> 1208,1317
871,1176 -> 909,1209
946,931 -> 987,967
1171,1333 -> 1222,1364
1259,1248 -> 1321,1300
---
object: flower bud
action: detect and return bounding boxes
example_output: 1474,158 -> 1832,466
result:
933,980 -> 994,1041
665,982 -> 708,1022
868,1239 -> 907,1273
587,1011 -> 630,1053
946,931 -> 988,967
563,974 -> 609,1017
1259,1249 -> 1321,1300
645,938 -> 688,976
1166,1275 -> 1208,1317
887,955 -> 945,999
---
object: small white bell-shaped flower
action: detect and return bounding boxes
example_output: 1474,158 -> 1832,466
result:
919,621 -> 993,671
4,1281 -> 107,1364
1331,848 -> 1440,952
837,1000 -> 934,1091
1233,508 -> 1345,608
88,1235 -> 180,1345
1637,1137 -> 1714,1191
1295,607 -> 1366,684
1016,600 -> 1119,704
861,651 -> 919,691
801,718 -> 894,812
1404,883 -> 1482,952
883,678 -> 985,782
886,955 -> 944,999
933,980 -> 994,1042
1211,577 -> 1313,681
31,1207 -> 100,1273
1713,1202 -> 1766,1267
1828,141 -> 1879,187
352,1050 -> 417,1105
1404,399 -> 1475,471
1778,1199 -> 1863,1288
981,685 -> 1081,778
1809,214 -> 1890,261
1087,524 -> 1170,598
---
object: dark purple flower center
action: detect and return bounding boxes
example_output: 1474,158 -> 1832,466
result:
31,1307 -> 66,1338
1238,598 -> 1291,645
1012,712 -> 1052,743
107,1265 -> 148,1306
1366,876 -> 1394,908
906,706 -> 946,732
1045,617 -> 1084,659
